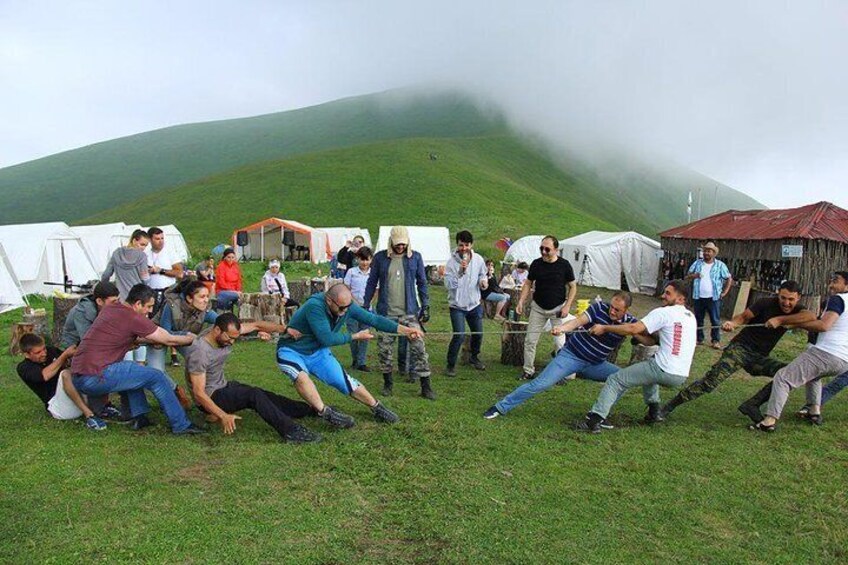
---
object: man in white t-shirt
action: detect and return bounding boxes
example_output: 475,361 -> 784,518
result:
145,227 -> 183,292
741,271 -> 848,432
576,279 -> 697,433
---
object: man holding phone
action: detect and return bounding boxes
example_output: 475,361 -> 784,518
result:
515,235 -> 577,380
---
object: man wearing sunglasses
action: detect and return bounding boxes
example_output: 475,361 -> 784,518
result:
515,235 -> 577,380
276,283 -> 423,426
484,291 -> 647,422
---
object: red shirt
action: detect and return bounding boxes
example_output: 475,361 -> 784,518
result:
71,302 -> 158,376
215,261 -> 242,292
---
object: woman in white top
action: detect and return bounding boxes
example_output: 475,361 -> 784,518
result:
261,260 -> 300,307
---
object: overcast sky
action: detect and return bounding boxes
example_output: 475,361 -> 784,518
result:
1,0 -> 846,208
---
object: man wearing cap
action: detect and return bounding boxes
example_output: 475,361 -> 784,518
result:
261,260 -> 300,308
686,242 -> 732,348
363,226 -> 435,400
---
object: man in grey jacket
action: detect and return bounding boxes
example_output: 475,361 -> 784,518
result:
60,282 -> 120,348
445,230 -> 488,375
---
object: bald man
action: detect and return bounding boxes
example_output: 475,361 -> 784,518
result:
275,285 -> 423,427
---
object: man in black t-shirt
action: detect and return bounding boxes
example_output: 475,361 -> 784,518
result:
16,333 -> 105,430
514,235 -> 576,380
659,280 -> 814,419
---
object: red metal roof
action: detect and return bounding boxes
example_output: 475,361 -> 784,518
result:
659,201 -> 848,244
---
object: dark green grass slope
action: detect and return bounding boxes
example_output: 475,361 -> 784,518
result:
2,288 -> 847,563
0,91 -> 506,223
84,135 -> 621,256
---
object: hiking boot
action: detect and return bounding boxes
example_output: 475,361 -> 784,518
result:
469,356 -> 486,371
320,405 -> 356,429
85,416 -> 107,431
483,406 -> 503,420
283,424 -> 323,443
737,401 -> 764,425
445,365 -> 457,377
420,376 -> 436,401
381,373 -> 394,397
130,414 -> 153,431
575,413 -> 603,434
372,402 -> 400,424
644,402 -> 665,424
174,424 -> 207,435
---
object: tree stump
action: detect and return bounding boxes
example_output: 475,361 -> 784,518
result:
503,288 -> 523,319
237,293 -> 283,324
500,320 -> 527,366
10,323 -> 36,356
283,305 -> 299,323
309,278 -> 326,295
288,280 -> 310,305
628,342 -> 659,366
52,295 -> 84,344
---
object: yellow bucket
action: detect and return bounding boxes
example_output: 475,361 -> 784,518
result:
576,299 -> 590,316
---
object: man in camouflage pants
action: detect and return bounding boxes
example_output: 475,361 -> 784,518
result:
658,280 -> 813,420
363,226 -> 435,400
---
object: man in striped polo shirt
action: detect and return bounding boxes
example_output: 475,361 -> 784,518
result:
483,291 -> 651,421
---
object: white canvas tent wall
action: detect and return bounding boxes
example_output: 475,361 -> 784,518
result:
559,231 -> 661,294
72,222 -> 130,275
0,222 -> 99,296
233,218 -> 331,264
317,228 -> 373,255
504,235 -> 544,265
0,243 -> 26,313
376,226 -> 451,266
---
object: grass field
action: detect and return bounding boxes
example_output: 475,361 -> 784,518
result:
2,280 -> 847,563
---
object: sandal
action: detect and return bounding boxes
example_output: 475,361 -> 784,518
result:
808,414 -> 823,426
748,422 -> 775,433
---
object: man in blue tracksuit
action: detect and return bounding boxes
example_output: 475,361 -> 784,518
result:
276,284 -> 423,427
363,226 -> 434,400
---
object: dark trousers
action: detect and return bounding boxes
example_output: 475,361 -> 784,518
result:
211,381 -> 315,438
694,297 -> 721,343
447,305 -> 484,367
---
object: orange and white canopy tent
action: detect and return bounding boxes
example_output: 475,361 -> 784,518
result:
231,218 -> 331,264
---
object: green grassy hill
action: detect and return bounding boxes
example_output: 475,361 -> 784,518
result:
0,90 -> 507,223
84,135 -> 621,256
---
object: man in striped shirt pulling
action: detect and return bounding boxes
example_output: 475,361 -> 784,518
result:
484,291 -> 651,421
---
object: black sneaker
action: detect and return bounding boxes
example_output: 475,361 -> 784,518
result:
372,402 -> 400,424
644,403 -> 665,424
469,356 -> 486,371
599,418 -> 615,430
320,405 -> 356,429
445,365 -> 457,377
737,402 -> 764,425
483,406 -> 502,420
356,365 -> 371,373
99,405 -> 123,421
574,418 -> 602,434
283,424 -> 323,443
130,414 -> 153,431
174,424 -> 207,435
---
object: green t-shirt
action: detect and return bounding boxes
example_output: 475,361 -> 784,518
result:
387,256 -> 407,317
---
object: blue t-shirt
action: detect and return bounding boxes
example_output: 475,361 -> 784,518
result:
567,302 -> 638,364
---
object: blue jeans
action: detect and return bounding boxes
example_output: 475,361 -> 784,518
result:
346,317 -> 370,367
694,298 -> 721,343
821,370 -> 848,405
217,291 -> 240,311
447,305 -> 483,367
496,348 -> 619,413
73,361 -> 192,433
485,292 -> 508,303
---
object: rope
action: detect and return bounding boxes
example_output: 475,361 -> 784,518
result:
370,323 -> 769,338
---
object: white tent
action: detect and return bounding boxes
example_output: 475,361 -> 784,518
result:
72,222 -> 130,274
317,227 -> 373,255
0,243 -> 26,313
504,235 -> 544,265
232,218 -> 331,264
559,231 -> 661,294
0,222 -> 99,296
376,226 -> 451,266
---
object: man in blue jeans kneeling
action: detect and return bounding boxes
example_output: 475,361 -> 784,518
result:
71,283 -> 204,434
484,292 -> 651,423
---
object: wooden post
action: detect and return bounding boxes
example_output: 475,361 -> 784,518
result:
52,295 -> 84,344
500,320 -> 527,366
732,281 -> 752,318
